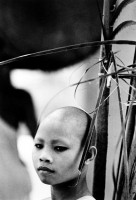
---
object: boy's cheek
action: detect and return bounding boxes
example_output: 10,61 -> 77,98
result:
32,154 -> 38,166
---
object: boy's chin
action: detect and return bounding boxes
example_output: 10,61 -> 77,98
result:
39,173 -> 80,187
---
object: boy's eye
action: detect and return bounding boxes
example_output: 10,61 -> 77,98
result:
54,146 -> 68,152
34,144 -> 43,149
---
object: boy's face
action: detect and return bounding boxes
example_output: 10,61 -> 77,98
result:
32,114 -> 84,186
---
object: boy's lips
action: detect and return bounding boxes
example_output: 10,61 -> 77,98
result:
38,166 -> 55,173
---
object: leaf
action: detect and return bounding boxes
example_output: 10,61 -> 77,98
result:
112,163 -> 118,199
110,0 -> 136,26
110,0 -> 118,13
73,58 -> 103,98
78,73 -> 107,173
96,0 -> 107,40
111,20 -> 136,39
0,40 -> 136,69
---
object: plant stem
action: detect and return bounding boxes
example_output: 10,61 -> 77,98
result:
92,1 -> 112,199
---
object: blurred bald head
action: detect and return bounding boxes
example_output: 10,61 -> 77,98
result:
39,106 -> 91,147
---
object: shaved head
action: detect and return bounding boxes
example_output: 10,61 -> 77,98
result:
40,106 -> 91,148
33,106 -> 95,186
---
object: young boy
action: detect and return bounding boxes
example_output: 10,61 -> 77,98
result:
32,106 -> 97,200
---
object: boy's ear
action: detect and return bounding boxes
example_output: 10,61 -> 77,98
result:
85,146 -> 97,165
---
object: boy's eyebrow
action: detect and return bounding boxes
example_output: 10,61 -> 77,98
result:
51,139 -> 70,145
34,137 -> 44,143
34,137 -> 70,146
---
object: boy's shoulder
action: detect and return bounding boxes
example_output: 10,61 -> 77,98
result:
77,196 -> 96,200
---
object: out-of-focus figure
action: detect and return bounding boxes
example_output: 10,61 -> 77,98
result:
0,67 -> 37,200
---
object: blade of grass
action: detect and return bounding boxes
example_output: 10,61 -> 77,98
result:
78,74 -> 107,173
0,40 -> 136,68
115,46 -> 136,200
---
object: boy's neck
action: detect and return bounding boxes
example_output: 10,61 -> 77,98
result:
51,174 -> 91,200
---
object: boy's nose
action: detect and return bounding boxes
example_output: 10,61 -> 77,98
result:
39,150 -> 53,164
